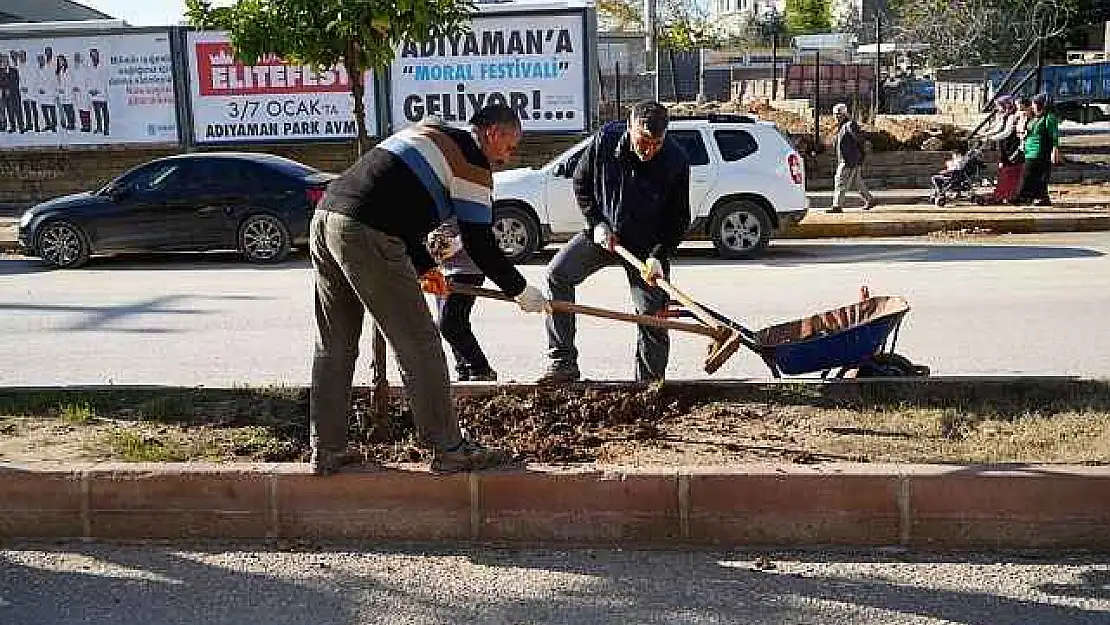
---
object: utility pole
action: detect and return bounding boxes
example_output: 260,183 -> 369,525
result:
814,48 -> 821,153
873,13 -> 882,117
770,14 -> 778,100
1035,38 -> 1045,94
645,0 -> 660,100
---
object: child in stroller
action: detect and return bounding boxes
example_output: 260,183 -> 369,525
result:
931,144 -> 987,207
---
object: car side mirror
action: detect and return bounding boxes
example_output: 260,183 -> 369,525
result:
107,185 -> 131,202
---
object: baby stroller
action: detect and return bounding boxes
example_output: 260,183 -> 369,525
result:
931,145 -> 990,207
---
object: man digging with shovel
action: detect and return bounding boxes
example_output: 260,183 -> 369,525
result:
309,104 -> 549,475
538,100 -> 692,384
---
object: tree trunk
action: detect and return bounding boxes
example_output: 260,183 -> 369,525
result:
345,55 -> 390,424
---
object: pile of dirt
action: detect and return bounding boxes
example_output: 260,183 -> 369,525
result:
671,99 -> 970,153
350,385 -> 698,464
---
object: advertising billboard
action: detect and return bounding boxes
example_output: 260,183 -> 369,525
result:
390,11 -> 587,132
0,31 -> 178,148
186,30 -> 377,144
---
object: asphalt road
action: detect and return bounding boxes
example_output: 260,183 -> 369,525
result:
1,543 -> 1108,625
3,232 -> 1110,386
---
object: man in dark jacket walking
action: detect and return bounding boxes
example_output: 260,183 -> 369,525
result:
538,100 -> 691,383
828,102 -> 874,213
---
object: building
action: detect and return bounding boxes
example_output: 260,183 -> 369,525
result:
0,0 -> 111,24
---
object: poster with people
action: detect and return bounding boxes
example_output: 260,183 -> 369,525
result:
0,32 -> 178,148
186,31 -> 378,144
390,11 -> 587,132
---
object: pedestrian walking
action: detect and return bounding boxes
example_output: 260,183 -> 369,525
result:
827,102 -> 875,213
1015,93 -> 1060,206
426,218 -> 499,382
309,104 -> 548,475
538,100 -> 691,384
982,95 -> 1022,203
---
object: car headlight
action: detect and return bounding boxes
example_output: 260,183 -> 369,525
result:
19,210 -> 34,229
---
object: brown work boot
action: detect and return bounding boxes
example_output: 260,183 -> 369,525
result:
534,366 -> 581,385
431,438 -> 513,473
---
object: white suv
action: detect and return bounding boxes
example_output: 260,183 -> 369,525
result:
491,114 -> 808,262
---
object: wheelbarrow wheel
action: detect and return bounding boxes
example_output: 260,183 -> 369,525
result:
857,353 -> 929,377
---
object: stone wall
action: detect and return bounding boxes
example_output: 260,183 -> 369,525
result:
3,137 -> 1107,207
0,134 -> 585,208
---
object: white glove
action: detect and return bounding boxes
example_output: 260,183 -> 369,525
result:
515,285 -> 550,313
642,256 -> 664,284
592,222 -> 616,250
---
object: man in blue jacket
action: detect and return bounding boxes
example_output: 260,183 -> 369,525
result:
538,100 -> 691,383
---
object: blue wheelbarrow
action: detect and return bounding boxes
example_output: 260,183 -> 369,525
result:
613,245 -> 928,379
664,290 -> 929,379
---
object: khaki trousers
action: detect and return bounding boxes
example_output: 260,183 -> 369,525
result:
309,210 -> 462,454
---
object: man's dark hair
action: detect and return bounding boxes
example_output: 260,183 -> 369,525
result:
630,100 -> 669,138
470,104 -> 522,131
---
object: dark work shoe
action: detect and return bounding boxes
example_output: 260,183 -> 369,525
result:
826,207 -> 844,214
468,369 -> 498,382
431,439 -> 512,473
311,448 -> 365,476
534,366 -> 581,384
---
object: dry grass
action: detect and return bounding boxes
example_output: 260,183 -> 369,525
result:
1,381 -> 1109,466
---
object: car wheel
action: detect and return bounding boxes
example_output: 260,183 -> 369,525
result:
36,220 -> 90,269
239,213 -> 291,263
709,200 -> 772,259
492,204 -> 541,264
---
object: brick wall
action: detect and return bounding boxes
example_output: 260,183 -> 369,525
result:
0,134 -> 585,208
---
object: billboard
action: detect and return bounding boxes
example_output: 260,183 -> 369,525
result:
186,31 -> 377,144
0,31 -> 178,148
390,11 -> 587,132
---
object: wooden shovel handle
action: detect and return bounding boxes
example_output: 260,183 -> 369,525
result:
611,244 -> 726,331
450,283 -> 721,339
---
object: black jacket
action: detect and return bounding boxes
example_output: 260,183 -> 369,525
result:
573,122 -> 691,261
835,119 -> 866,167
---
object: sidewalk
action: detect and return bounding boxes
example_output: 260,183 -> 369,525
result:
2,190 -> 1108,254
789,191 -> 1110,238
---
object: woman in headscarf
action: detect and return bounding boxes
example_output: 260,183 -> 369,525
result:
982,95 -> 1022,203
1015,93 -> 1060,206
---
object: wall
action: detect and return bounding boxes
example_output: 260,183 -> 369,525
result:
5,136 -> 1107,207
0,134 -> 587,208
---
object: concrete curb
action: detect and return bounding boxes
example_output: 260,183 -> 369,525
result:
783,213 -> 1110,239
3,461 -> 1108,549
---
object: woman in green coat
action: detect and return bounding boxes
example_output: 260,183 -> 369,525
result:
1015,93 -> 1059,206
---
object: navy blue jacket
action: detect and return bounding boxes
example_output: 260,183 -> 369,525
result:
572,122 -> 691,261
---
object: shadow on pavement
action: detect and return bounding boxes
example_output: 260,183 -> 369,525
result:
0,544 -> 349,625
460,547 -> 1109,625
0,293 -> 274,334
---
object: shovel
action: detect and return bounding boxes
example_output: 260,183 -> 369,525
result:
449,283 -> 747,374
